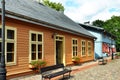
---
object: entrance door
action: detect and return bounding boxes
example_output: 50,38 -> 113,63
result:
56,41 -> 63,64
55,35 -> 64,65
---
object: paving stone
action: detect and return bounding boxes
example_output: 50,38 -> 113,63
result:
10,58 -> 120,80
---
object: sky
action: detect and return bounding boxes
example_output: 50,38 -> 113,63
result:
49,0 -> 120,23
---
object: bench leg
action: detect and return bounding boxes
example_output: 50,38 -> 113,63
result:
69,72 -> 71,78
63,74 -> 64,79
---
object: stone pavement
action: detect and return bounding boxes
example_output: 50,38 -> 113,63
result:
10,57 -> 120,80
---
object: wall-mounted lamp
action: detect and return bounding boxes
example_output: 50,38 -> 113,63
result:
52,33 -> 57,39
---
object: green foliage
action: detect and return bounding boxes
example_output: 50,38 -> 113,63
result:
30,60 -> 46,68
92,15 -> 120,51
103,16 -> 120,51
42,0 -> 64,12
116,52 -> 120,56
72,56 -> 80,61
30,60 -> 38,67
92,19 -> 105,27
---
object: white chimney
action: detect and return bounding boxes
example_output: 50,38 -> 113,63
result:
35,0 -> 42,3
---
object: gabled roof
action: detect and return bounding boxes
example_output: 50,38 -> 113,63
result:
0,0 -> 96,39
79,23 -> 116,39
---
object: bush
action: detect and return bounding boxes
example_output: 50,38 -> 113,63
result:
72,56 -> 80,61
30,60 -> 46,69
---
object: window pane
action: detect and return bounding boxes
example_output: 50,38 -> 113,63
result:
7,43 -> 14,52
0,29 -> 1,38
38,34 -> 42,41
59,37 -> 63,40
73,40 -> 74,44
31,33 -> 36,41
7,53 -> 14,62
32,44 -> 36,51
38,52 -> 42,59
38,45 -> 42,51
7,30 -> 14,39
32,53 -> 36,60
38,45 -> 42,59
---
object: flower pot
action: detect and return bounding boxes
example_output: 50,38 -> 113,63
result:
29,64 -> 35,69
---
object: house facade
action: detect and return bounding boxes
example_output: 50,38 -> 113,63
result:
0,0 -> 96,79
79,23 -> 116,59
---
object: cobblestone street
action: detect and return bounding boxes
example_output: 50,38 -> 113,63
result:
70,59 -> 120,80
10,58 -> 120,80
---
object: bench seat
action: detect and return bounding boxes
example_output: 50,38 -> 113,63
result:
98,57 -> 107,65
43,69 -> 71,79
40,64 -> 71,80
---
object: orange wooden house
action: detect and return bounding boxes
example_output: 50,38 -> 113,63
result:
0,0 -> 96,79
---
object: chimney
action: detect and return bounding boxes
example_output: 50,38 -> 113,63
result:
84,21 -> 90,24
35,0 -> 42,3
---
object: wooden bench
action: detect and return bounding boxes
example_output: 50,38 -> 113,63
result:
40,64 -> 72,80
98,57 -> 107,65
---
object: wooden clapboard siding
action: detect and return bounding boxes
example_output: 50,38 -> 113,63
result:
3,17 -> 95,79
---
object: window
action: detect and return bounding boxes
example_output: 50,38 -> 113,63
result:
88,41 -> 92,56
81,40 -> 86,56
0,27 -> 16,65
30,31 -> 43,61
72,39 -> 78,57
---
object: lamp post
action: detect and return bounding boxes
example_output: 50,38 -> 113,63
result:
0,0 -> 6,80
111,37 -> 114,60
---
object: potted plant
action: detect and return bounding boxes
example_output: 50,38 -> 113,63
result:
29,60 -> 47,73
29,60 -> 38,69
72,56 -> 80,65
115,53 -> 120,59
37,60 -> 47,71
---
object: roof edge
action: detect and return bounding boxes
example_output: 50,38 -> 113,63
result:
0,9 -> 96,39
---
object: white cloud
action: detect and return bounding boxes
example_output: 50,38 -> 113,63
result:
50,0 -> 120,23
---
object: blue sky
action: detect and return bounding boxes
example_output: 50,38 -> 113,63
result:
50,0 -> 120,23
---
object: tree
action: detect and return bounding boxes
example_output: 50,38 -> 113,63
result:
92,16 -> 120,51
42,0 -> 64,12
103,16 -> 120,51
92,19 -> 105,27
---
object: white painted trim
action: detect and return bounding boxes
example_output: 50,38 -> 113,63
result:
29,30 -> 44,63
81,40 -> 86,57
72,38 -> 78,57
54,35 -> 65,65
87,41 -> 92,56
0,26 -> 17,66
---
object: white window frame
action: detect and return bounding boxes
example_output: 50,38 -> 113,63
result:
29,31 -> 43,62
0,26 -> 17,66
72,38 -> 78,57
81,40 -> 86,57
87,41 -> 92,56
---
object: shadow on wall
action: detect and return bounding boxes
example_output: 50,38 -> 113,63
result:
95,52 -> 101,59
95,52 -> 108,59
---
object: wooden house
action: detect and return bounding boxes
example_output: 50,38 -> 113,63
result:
0,0 -> 96,79
79,23 -> 116,59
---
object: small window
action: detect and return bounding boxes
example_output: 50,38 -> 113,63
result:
88,41 -> 92,56
81,40 -> 86,56
0,27 -> 16,65
72,39 -> 78,57
30,31 -> 43,61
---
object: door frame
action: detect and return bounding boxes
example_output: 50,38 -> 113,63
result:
54,35 -> 65,65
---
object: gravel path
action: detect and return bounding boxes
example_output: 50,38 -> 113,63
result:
10,59 -> 120,80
